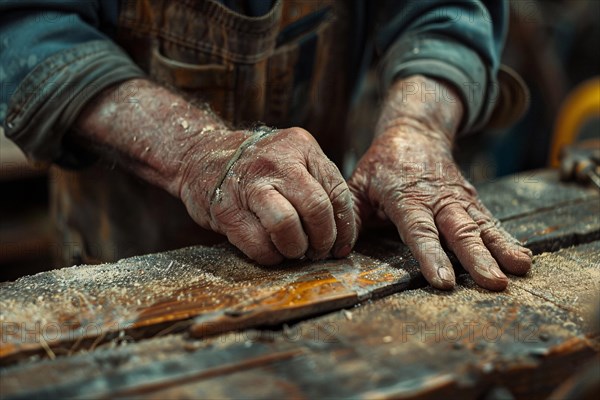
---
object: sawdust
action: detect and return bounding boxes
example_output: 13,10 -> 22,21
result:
511,242 -> 600,327
0,239 -> 412,355
315,243 -> 600,364
0,243 -> 259,341
2,240 -> 598,398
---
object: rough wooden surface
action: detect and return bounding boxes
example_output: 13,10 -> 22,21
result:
0,244 -> 416,363
2,241 -> 598,400
479,170 -> 600,253
502,198 -> 600,254
476,169 -> 598,221
0,170 -> 598,364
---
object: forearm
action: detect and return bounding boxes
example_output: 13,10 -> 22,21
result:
376,75 -> 465,146
73,78 -> 242,198
374,0 -> 505,134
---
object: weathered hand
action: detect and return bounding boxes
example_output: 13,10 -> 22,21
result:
179,127 -> 357,265
349,124 -> 532,291
75,80 -> 355,266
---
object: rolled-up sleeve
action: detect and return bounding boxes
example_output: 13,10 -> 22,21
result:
374,0 -> 507,134
0,1 -> 145,167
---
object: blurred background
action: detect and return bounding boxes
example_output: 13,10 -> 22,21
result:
1,0 -> 599,281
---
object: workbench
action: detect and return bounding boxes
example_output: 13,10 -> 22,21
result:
1,170 -> 599,399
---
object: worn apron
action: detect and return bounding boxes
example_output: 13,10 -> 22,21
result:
51,0 -> 353,265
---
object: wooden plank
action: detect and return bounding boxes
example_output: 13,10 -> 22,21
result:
510,240 -> 600,318
477,169 -> 598,221
0,241 -> 416,364
0,170 -> 598,363
503,198 -> 600,254
1,241 -> 597,399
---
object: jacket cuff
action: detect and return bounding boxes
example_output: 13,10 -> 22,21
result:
4,40 -> 145,168
379,33 -> 496,135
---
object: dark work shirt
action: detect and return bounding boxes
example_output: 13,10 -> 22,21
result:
0,0 -> 508,166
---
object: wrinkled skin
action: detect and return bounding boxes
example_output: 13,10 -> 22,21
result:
77,77 -> 531,291
179,127 -> 357,265
349,77 -> 532,291
76,80 -> 355,265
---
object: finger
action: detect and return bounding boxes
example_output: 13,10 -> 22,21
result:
467,205 -> 532,275
387,201 -> 455,290
276,170 -> 336,260
436,203 -> 508,291
347,171 -> 372,235
309,158 -> 357,258
248,185 -> 309,259
211,205 -> 283,265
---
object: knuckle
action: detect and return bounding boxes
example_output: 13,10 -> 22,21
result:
303,192 -> 333,220
328,179 -> 351,207
466,203 -> 495,230
403,216 -> 438,240
245,157 -> 304,186
267,210 -> 299,234
310,158 -> 335,179
281,164 -> 305,181
471,245 -> 494,262
285,127 -> 314,143
478,219 -> 499,235
211,204 -> 239,225
245,153 -> 279,177
244,182 -> 266,201
412,240 -> 445,262
385,188 -> 404,203
453,220 -> 481,241
455,238 -> 483,258
226,218 -> 256,241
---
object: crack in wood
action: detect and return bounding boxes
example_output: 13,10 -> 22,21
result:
508,282 -> 578,314
497,196 -> 596,222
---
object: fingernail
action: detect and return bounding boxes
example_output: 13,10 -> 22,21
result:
490,268 -> 508,280
334,245 -> 352,258
437,266 -> 454,283
476,266 -> 506,281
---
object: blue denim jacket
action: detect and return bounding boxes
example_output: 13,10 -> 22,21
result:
0,0 -> 508,167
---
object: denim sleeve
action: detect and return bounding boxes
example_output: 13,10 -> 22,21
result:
0,1 -> 145,167
374,0 -> 507,134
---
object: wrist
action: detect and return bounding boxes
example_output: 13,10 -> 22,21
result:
74,79 -> 231,198
374,122 -> 454,163
376,75 -> 464,145
177,128 -> 251,214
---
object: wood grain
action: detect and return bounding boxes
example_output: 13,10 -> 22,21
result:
0,170 -> 598,364
2,241 -> 597,399
0,242 -> 417,363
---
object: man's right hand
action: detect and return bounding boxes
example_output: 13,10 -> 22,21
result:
75,79 -> 356,265
178,126 -> 357,264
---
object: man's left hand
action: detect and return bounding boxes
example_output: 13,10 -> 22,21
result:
348,76 -> 532,291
